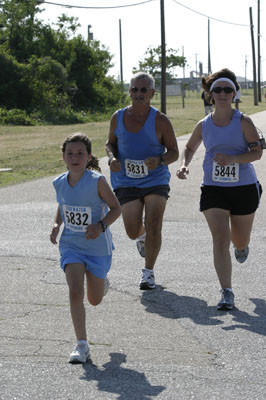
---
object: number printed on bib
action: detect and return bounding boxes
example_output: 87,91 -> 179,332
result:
125,159 -> 148,178
63,205 -> 92,232
212,161 -> 239,183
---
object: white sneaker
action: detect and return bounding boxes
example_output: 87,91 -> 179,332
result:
69,342 -> 89,364
139,268 -> 155,290
136,233 -> 146,258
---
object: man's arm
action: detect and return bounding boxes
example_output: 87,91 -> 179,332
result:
144,112 -> 179,170
105,112 -> 122,172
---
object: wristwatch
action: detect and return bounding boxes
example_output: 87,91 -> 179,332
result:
98,220 -> 108,232
159,155 -> 165,166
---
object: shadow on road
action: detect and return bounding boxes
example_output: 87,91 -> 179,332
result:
223,298 -> 266,336
80,352 -> 165,400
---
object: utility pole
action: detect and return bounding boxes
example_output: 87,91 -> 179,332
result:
119,19 -> 123,88
245,55 -> 248,92
208,18 -> 211,74
257,0 -> 261,101
249,7 -> 258,105
160,0 -> 166,114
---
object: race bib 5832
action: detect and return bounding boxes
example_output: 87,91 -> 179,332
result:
63,205 -> 92,232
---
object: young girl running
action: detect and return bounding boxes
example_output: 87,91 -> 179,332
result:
50,133 -> 121,363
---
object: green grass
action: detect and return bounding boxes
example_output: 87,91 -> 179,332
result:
0,89 -> 266,188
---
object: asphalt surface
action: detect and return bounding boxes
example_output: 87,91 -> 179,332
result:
1,110 -> 266,400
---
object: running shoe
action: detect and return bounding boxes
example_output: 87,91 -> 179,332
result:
136,233 -> 146,258
69,343 -> 89,364
234,246 -> 249,264
139,268 -> 155,290
217,289 -> 235,311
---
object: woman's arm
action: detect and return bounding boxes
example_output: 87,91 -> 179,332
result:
214,115 -> 263,166
176,121 -> 203,179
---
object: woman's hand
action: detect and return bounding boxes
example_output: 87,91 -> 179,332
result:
176,166 -> 189,179
213,153 -> 233,166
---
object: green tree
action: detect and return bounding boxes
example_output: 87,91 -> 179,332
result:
0,0 -> 44,62
0,1 -> 127,123
133,45 -> 186,85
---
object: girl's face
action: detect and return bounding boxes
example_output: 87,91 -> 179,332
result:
63,141 -> 90,173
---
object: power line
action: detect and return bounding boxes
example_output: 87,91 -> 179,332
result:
41,0 -> 155,9
171,0 -> 250,27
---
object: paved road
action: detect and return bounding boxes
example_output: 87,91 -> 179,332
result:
1,111 -> 266,400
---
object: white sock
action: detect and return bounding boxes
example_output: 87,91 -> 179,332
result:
225,288 -> 233,293
138,232 -> 146,240
78,340 -> 88,348
144,268 -> 154,275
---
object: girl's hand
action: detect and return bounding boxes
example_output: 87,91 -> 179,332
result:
50,225 -> 60,244
176,166 -> 189,179
213,153 -> 233,166
85,223 -> 102,240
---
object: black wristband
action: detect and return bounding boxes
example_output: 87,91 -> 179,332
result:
98,220 -> 107,232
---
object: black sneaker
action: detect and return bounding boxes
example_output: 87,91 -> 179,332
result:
234,246 -> 249,263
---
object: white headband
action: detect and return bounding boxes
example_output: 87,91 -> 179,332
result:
210,77 -> 237,93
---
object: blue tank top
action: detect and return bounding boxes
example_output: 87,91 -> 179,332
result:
201,110 -> 258,186
110,106 -> 170,189
53,169 -> 114,256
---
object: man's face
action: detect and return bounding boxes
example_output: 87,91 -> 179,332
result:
129,78 -> 155,104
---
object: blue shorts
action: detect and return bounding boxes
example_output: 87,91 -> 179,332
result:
60,251 -> 112,279
114,185 -> 170,206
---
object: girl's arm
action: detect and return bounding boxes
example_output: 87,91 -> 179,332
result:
50,205 -> 63,244
85,177 -> 121,240
176,121 -> 203,179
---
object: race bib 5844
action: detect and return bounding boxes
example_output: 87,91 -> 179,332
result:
212,161 -> 239,183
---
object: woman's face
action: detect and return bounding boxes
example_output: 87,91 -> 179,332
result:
211,81 -> 236,106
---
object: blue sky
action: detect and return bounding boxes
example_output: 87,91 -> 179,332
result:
39,0 -> 266,83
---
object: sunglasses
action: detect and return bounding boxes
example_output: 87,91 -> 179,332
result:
131,87 -> 149,93
212,86 -> 235,94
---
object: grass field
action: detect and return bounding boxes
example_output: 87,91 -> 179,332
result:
0,89 -> 266,188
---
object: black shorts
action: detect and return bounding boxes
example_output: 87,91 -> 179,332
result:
114,185 -> 170,206
200,183 -> 262,215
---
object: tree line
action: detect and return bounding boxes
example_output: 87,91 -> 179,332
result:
0,0 -> 127,125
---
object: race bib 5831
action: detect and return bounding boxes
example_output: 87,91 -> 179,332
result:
125,159 -> 148,178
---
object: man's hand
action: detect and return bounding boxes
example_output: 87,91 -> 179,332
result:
109,157 -> 122,172
50,224 -> 60,244
144,156 -> 160,170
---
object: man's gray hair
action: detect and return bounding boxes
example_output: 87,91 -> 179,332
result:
130,72 -> 155,89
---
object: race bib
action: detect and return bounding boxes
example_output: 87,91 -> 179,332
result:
212,161 -> 239,183
63,205 -> 92,232
125,159 -> 148,178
